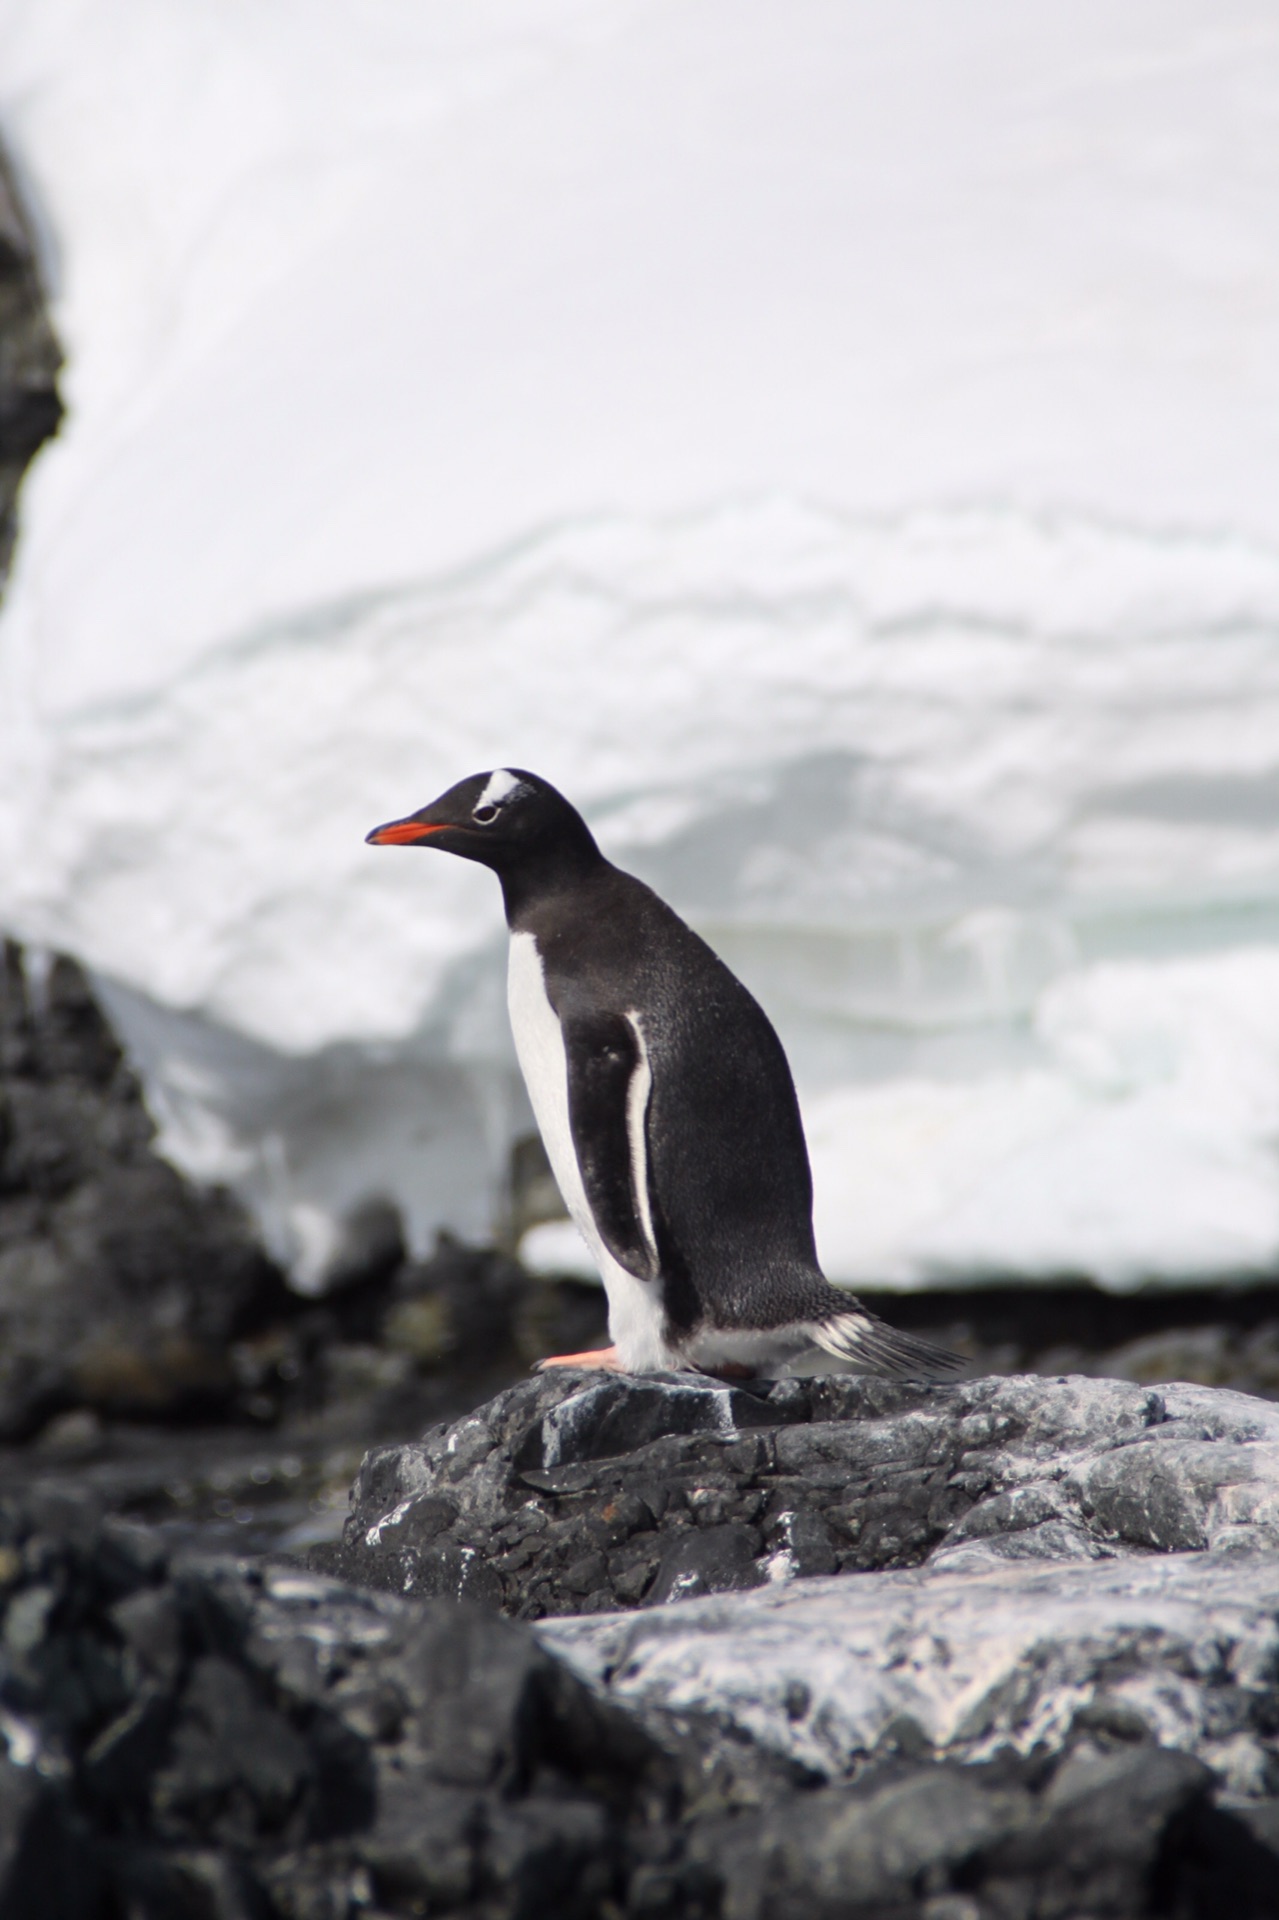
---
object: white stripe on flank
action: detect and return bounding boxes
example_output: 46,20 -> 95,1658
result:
625,1010 -> 658,1274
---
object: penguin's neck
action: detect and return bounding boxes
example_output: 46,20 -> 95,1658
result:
498,838 -> 607,929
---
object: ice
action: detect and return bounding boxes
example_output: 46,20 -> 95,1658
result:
0,3 -> 1278,1286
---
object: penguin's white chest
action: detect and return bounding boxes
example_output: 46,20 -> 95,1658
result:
506,931 -> 671,1369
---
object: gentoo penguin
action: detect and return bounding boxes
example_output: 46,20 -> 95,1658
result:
367,769 -> 958,1380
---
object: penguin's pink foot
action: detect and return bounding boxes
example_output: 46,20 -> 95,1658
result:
534,1345 -> 625,1373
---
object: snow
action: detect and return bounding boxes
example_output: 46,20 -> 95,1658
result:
1,1 -> 1278,1286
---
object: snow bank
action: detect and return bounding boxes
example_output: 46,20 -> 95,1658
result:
1,1 -> 1278,1286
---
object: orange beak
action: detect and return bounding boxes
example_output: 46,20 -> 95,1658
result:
365,819 -> 450,846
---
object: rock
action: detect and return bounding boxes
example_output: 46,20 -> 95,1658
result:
648,1524 -> 763,1607
545,1547 -> 1279,1799
0,943 -> 610,1541
318,1365 -> 1279,1617
700,1744 -> 1217,1920
0,942 -> 288,1435
0,1494 -> 1276,1918
0,1497 -> 678,1918
379,1231 -> 606,1383
858,1282 -> 1279,1406
0,140 -> 62,578
316,1360 -> 1279,1906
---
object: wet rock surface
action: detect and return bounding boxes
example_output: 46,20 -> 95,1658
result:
317,1365 -> 1279,1618
0,1494 -> 1275,1919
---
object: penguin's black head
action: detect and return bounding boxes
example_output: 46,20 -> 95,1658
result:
366,769 -> 600,894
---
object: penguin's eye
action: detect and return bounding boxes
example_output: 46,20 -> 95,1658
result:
472,803 -> 500,825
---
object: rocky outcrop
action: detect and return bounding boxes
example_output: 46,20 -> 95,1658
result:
0,1493 -> 1274,1919
0,1495 -> 677,1919
319,1365 -> 1279,1617
547,1548 -> 1279,1799
0,937 -> 614,1543
290,1364 -> 1279,1913
0,943 -> 287,1437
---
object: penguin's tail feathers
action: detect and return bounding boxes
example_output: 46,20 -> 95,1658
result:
809,1308 -> 963,1380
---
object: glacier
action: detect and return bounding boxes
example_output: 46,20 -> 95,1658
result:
0,1 -> 1278,1288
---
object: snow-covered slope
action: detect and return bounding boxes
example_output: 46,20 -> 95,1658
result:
1,1 -> 1278,1287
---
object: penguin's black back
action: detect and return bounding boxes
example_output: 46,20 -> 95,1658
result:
514,860 -> 829,1335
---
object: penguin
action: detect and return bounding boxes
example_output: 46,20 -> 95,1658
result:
367,769 -> 958,1380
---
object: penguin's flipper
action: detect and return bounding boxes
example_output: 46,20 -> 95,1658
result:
563,1008 -> 661,1284
810,1307 -> 962,1379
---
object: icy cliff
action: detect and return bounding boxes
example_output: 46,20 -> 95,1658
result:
0,1 -> 1277,1286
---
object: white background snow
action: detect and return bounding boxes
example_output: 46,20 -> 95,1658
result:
1,0 -> 1278,1288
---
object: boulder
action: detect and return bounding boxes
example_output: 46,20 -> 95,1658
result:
547,1547 -> 1279,1801
0,1494 -> 1275,1918
319,1365 -> 1279,1617
0,1495 -> 675,1918
0,942 -> 287,1436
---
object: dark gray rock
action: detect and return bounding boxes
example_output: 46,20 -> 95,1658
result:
0,1494 -> 1273,1918
318,1364 -> 1279,1618
0,943 -> 289,1437
648,1523 -> 763,1607
320,1358 -> 1279,1914
0,935 -> 615,1473
710,1744 -> 1218,1920
0,1497 -> 679,1918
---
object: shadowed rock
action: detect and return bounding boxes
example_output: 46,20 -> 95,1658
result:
2,1495 -> 1277,1917
0,943 -> 288,1436
0,1497 -> 676,1918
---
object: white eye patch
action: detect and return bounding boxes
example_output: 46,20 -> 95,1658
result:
476,768 -> 523,810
